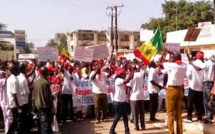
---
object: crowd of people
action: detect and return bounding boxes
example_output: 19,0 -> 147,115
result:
0,49 -> 215,134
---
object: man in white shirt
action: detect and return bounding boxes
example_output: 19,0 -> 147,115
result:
192,52 -> 215,124
162,52 -> 187,134
17,63 -> 31,133
184,56 -> 204,123
7,65 -> 25,134
127,64 -> 145,130
60,61 -> 75,123
148,60 -> 163,122
90,62 -> 108,123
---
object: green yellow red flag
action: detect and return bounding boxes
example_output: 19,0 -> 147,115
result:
133,27 -> 163,65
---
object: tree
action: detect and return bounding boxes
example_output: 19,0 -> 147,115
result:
141,0 -> 214,41
19,42 -> 35,54
46,39 -> 58,47
46,33 -> 68,52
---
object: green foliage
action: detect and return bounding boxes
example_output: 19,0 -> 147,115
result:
19,42 -> 34,54
46,33 -> 68,53
141,0 -> 214,41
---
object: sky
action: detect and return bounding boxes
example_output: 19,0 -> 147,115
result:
0,0 -> 208,47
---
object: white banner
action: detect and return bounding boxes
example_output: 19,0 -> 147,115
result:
65,73 -> 190,106
37,47 -> 58,61
74,47 -> 94,62
72,78 -> 114,107
164,43 -> 180,53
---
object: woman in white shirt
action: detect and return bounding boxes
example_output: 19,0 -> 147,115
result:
109,66 -> 134,134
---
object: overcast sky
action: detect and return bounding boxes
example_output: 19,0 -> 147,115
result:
0,0 -> 210,47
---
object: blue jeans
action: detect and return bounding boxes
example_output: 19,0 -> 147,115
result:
110,101 -> 129,133
38,108 -> 53,134
203,82 -> 214,120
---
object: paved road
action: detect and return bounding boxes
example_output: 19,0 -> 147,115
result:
58,112 -> 214,134
0,112 -> 214,134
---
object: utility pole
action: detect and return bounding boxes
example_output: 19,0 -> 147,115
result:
106,4 -> 123,55
111,7 -> 114,53
106,6 -> 114,53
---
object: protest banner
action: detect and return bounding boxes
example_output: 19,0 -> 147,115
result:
163,43 -> 180,53
71,71 -> 189,106
72,77 -> 114,107
37,47 -> 58,61
86,44 -> 109,60
74,47 -> 94,62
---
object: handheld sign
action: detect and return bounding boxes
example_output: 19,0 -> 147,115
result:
164,43 -> 180,53
184,28 -> 201,42
74,47 -> 94,62
37,47 -> 58,61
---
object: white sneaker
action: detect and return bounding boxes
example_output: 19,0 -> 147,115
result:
183,119 -> 192,123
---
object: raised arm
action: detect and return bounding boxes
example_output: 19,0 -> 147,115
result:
26,59 -> 36,78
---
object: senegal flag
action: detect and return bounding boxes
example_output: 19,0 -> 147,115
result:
134,27 -> 163,65
59,47 -> 72,61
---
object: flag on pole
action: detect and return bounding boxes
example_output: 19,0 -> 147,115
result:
133,27 -> 163,65
59,47 -> 71,61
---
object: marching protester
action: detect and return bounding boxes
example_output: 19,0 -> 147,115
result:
0,69 -> 12,133
60,59 -> 75,123
127,60 -> 146,131
73,65 -> 89,119
17,60 -> 36,133
147,60 -> 163,122
7,64 -> 25,134
187,51 -> 215,124
160,50 -> 187,134
201,52 -> 215,124
90,61 -> 109,123
183,51 -> 204,123
109,63 -> 134,134
32,66 -> 54,134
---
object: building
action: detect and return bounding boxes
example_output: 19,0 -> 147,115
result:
166,22 -> 215,57
0,41 -> 14,60
66,29 -> 140,56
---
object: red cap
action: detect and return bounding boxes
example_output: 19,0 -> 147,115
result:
64,62 -> 70,69
47,65 -> 56,72
196,52 -> 204,59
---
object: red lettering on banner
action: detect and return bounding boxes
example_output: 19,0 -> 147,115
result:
75,88 -> 92,96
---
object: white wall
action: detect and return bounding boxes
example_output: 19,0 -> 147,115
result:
166,24 -> 215,47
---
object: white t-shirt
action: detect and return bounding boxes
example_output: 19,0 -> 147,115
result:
17,73 -> 30,104
163,62 -> 187,86
148,67 -> 160,94
113,78 -> 127,102
62,71 -> 73,95
90,71 -> 108,94
200,60 -> 215,82
186,62 -> 204,91
127,71 -> 145,101
7,74 -> 23,108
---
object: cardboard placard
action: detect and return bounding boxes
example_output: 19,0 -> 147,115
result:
74,47 -> 94,62
184,28 -> 201,41
164,43 -> 180,53
87,44 -> 109,60
37,47 -> 58,61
